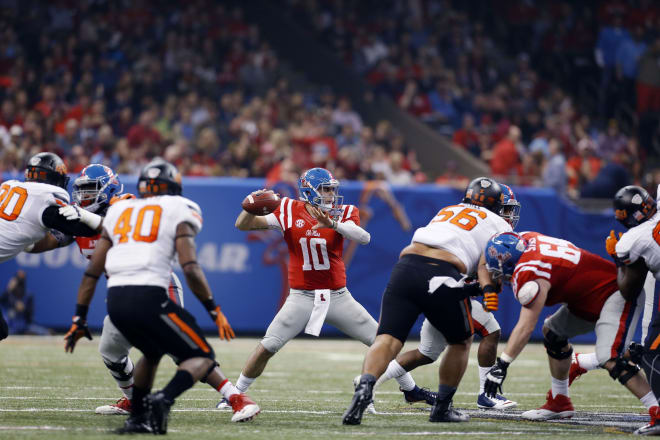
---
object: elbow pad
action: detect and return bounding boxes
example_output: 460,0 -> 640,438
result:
516,281 -> 539,306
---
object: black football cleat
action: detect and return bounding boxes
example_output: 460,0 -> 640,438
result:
429,398 -> 469,423
402,385 -> 438,406
115,414 -> 152,434
145,392 -> 174,435
343,374 -> 375,425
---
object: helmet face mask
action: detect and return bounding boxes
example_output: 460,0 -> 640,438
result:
499,184 -> 521,229
73,164 -> 123,213
299,168 -> 343,217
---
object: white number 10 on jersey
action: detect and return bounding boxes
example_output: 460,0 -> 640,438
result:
299,237 -> 330,271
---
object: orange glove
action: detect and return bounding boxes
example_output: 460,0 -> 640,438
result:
606,230 -> 622,259
482,285 -> 499,312
210,306 -> 235,341
63,316 -> 92,353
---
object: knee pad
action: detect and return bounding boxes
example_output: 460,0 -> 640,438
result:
609,356 -> 641,385
543,329 -> 572,360
102,356 -> 133,382
200,362 -> 219,384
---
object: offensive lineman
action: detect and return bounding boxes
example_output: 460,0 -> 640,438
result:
374,184 -> 521,410
228,167 -> 377,402
67,160 -> 258,434
0,152 -> 100,340
343,177 -> 512,425
607,185 -> 660,435
482,231 -> 656,428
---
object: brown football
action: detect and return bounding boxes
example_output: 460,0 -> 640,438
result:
242,190 -> 281,216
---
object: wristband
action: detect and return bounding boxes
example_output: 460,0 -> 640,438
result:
483,284 -> 497,294
202,299 -> 217,312
75,304 -> 89,321
500,352 -> 514,364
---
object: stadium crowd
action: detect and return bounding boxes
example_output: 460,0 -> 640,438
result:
0,1 -> 424,187
286,0 -> 660,198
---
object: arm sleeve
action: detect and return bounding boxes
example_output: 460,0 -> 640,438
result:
265,213 -> 283,231
41,206 -> 99,237
335,204 -> 369,244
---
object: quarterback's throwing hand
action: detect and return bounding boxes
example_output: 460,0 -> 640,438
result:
64,316 -> 92,353
484,357 -> 509,396
310,207 -> 334,230
210,306 -> 235,341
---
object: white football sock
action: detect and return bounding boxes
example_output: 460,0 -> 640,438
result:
641,391 -> 657,410
376,360 -> 415,391
576,353 -> 600,371
479,366 -> 492,395
236,373 -> 255,393
218,379 -> 240,400
551,377 -> 569,398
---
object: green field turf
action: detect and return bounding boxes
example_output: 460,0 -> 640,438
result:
0,336 -> 646,439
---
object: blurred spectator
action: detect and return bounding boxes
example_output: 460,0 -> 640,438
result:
580,159 -> 631,198
597,119 -> 628,161
567,138 -> 603,199
637,37 -> 660,115
0,271 -> 51,336
491,126 -> 522,178
542,138 -> 567,195
452,114 -> 480,157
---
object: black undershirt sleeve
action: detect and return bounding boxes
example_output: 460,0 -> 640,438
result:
41,206 -> 98,237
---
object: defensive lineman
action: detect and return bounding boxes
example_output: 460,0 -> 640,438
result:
228,168 -> 377,403
375,184 -> 521,410
68,160 -> 258,434
0,152 -> 99,340
343,177 -> 512,425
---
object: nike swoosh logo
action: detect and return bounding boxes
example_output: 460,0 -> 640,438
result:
161,301 -> 169,308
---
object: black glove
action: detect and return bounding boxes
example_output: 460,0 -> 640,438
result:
64,315 -> 92,353
628,342 -> 646,365
484,357 -> 510,396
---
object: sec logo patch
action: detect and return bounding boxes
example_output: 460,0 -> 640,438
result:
296,219 -> 305,228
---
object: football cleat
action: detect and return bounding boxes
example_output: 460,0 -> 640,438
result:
145,392 -> 173,435
429,398 -> 469,422
216,397 -> 231,410
521,391 -> 574,421
229,393 -> 260,422
343,376 -> 375,425
115,414 -> 151,434
569,353 -> 588,386
402,386 -> 437,406
635,406 -> 660,435
353,374 -> 377,413
477,393 -> 517,410
95,396 -> 132,415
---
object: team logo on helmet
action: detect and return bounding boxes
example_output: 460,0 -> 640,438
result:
631,194 -> 643,205
488,245 -> 511,263
29,156 -> 41,166
147,168 -> 160,178
480,180 -> 491,188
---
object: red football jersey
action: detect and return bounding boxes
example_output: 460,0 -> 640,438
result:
511,232 -> 618,321
75,234 -> 101,259
270,197 -> 360,290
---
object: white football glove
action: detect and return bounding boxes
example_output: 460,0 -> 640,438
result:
58,205 -> 102,230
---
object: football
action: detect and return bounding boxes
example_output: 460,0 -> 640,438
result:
242,190 -> 280,216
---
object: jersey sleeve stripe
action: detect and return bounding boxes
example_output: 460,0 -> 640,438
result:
279,198 -> 287,231
286,198 -> 293,229
516,260 -> 553,270
345,205 -> 354,222
516,266 -> 551,279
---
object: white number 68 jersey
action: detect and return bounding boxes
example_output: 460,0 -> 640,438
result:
103,195 -> 203,289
